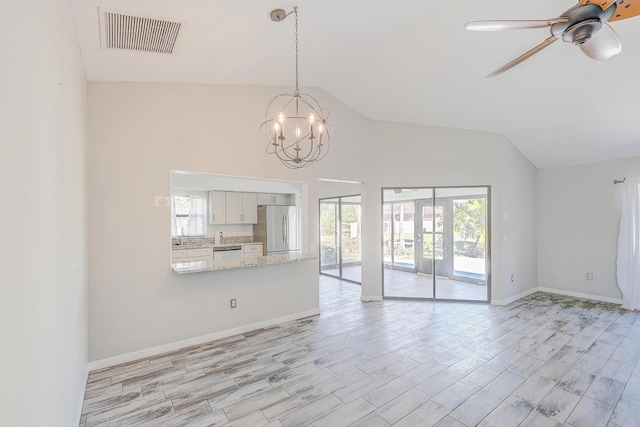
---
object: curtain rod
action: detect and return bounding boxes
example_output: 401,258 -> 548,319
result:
614,178 -> 626,184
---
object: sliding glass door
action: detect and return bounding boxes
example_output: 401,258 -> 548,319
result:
320,195 -> 361,283
382,186 -> 490,302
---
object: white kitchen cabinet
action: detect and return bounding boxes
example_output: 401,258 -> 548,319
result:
188,247 -> 213,263
208,191 -> 226,225
172,249 -> 188,262
226,192 -> 258,224
171,247 -> 213,264
257,193 -> 292,206
242,243 -> 264,258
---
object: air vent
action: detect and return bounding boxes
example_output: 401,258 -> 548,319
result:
99,9 -> 183,54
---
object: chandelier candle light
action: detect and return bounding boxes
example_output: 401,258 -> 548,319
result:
260,6 -> 331,168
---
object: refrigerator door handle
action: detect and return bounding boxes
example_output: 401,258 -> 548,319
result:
284,213 -> 289,250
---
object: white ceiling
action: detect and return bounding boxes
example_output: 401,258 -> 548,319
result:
69,0 -> 640,168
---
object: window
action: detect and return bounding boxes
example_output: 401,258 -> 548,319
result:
171,193 -> 207,236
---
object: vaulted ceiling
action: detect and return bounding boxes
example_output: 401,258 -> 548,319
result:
69,0 -> 640,168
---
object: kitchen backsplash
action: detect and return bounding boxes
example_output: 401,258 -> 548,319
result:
221,236 -> 253,245
172,236 -> 253,247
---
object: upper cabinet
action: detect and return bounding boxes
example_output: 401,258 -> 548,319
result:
204,188 -> 294,225
226,192 -> 258,224
207,191 -> 226,225
257,193 -> 292,206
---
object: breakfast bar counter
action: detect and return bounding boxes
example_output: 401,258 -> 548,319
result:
170,252 -> 315,274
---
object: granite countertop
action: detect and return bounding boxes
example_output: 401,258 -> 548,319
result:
170,252 -> 315,274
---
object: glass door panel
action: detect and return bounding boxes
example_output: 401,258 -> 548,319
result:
320,196 -> 361,283
320,199 -> 339,275
417,198 -> 450,277
340,198 -> 361,282
383,204 -> 393,264
434,188 -> 488,301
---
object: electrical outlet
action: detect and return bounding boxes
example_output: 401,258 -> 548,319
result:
587,273 -> 593,280
230,298 -> 237,309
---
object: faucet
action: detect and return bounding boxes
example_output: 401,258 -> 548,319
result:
219,231 -> 223,245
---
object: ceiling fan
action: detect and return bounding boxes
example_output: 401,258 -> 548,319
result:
466,0 -> 640,77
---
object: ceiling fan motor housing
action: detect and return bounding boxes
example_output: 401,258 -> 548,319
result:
551,3 -> 617,44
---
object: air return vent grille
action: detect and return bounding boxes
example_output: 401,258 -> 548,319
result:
100,9 -> 182,54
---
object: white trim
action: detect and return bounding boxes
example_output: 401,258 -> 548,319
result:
88,308 -> 320,372
361,295 -> 383,302
491,287 -> 538,306
537,287 -> 623,305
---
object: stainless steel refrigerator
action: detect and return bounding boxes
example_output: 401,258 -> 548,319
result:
253,205 -> 301,255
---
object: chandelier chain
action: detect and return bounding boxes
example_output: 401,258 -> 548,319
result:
294,7 -> 299,93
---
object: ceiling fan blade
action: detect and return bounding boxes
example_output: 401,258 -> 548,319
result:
486,36 -> 557,78
465,18 -> 568,31
579,23 -> 622,62
579,0 -> 640,22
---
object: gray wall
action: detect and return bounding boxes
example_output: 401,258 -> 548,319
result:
87,82 -> 373,363
1,1 -> 88,426
87,82 -> 539,366
537,157 -> 640,301
362,121 -> 538,304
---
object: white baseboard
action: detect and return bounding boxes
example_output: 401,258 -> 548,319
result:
537,287 -> 623,305
88,308 -> 321,372
361,295 -> 383,302
491,287 -> 539,306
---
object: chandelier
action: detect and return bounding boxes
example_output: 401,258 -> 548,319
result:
260,6 -> 331,169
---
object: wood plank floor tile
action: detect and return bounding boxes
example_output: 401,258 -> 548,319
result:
85,392 -> 169,426
393,400 -> 449,427
207,379 -> 272,412
261,386 -> 325,421
87,359 -> 150,383
374,388 -> 431,424
483,395 -> 535,427
222,386 -> 290,421
152,401 -> 228,427
311,397 -> 376,427
278,394 -> 344,427
564,396 -> 615,427
79,279 -> 640,427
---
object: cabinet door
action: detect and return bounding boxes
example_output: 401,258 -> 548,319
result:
242,243 -> 263,257
225,192 -> 244,224
274,194 -> 291,205
172,250 -> 188,262
242,193 -> 258,224
257,193 -> 273,205
188,248 -> 212,259
257,193 -> 291,206
208,191 -> 226,224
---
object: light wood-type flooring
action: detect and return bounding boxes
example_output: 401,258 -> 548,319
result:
80,276 -> 640,426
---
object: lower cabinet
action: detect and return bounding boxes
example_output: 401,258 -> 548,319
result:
242,243 -> 264,257
172,248 -> 213,263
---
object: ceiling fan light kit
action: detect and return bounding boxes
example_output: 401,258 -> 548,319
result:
465,0 -> 640,77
